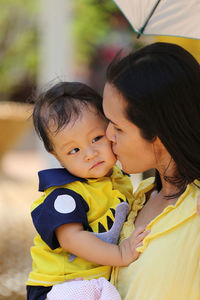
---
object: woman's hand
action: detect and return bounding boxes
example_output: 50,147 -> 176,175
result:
197,196 -> 200,215
119,225 -> 150,266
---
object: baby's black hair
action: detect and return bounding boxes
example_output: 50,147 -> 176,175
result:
33,81 -> 104,152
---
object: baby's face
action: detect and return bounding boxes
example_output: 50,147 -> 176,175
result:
48,106 -> 117,178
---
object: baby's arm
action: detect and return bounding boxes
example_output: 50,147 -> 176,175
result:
56,223 -> 150,267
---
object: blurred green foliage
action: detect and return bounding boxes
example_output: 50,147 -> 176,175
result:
0,0 -> 38,99
0,0 -> 133,100
73,0 -> 119,63
0,0 -> 119,99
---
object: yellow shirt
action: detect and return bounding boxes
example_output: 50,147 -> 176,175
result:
27,166 -> 134,286
112,177 -> 200,300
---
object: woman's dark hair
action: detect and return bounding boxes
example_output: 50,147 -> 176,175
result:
106,42 -> 200,197
33,81 -> 104,152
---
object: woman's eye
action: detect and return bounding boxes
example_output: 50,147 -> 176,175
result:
92,136 -> 103,143
68,148 -> 79,155
114,127 -> 122,132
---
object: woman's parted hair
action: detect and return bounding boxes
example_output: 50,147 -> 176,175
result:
33,81 -> 104,152
106,42 -> 200,195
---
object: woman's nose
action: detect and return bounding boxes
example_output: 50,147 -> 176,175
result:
106,123 -> 116,143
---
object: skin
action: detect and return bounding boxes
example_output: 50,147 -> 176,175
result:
103,83 -> 158,175
46,104 -> 150,267
103,83 -> 182,227
48,105 -> 116,179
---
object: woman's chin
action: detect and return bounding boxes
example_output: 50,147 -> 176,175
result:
122,168 -> 130,174
117,161 -> 129,173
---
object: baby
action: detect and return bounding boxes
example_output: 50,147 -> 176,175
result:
26,82 -> 149,300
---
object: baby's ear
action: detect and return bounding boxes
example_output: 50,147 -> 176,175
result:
50,150 -> 58,160
197,196 -> 200,215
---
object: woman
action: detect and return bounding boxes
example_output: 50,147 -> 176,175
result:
103,42 -> 200,300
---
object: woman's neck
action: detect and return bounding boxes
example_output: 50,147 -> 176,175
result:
159,179 -> 179,198
156,159 -> 180,197
153,137 -> 185,198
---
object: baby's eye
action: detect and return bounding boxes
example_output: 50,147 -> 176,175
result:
92,136 -> 103,143
68,148 -> 80,155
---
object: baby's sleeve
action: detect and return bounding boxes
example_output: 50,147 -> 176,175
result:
31,188 -> 89,250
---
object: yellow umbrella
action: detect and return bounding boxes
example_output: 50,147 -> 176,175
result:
155,36 -> 200,63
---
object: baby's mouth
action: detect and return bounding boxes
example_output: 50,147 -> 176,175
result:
90,161 -> 104,169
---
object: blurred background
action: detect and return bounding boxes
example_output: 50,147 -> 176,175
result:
0,0 -> 200,299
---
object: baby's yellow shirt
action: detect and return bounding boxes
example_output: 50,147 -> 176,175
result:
27,166 -> 134,287
112,178 -> 200,300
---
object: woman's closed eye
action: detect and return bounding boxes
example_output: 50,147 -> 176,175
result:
92,135 -> 103,143
114,126 -> 122,132
68,148 -> 80,155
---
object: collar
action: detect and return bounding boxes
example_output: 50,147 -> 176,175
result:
134,178 -> 200,253
121,170 -> 130,177
38,168 -> 86,192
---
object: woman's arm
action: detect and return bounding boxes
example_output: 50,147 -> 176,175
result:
56,223 -> 150,267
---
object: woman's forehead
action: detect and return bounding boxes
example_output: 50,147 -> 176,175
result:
103,83 -> 127,121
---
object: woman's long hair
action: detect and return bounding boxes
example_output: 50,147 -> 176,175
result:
106,42 -> 200,197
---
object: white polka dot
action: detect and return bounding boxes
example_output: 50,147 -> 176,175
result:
54,195 -> 76,214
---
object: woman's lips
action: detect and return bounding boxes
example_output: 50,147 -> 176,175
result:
112,149 -> 118,158
112,145 -> 117,156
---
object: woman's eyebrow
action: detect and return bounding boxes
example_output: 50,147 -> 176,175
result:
110,120 -> 118,126
105,116 -> 118,126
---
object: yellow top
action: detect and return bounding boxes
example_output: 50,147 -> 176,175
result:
27,166 -> 134,286
112,177 -> 200,300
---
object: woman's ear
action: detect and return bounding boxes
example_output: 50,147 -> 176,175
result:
153,136 -> 169,161
154,136 -> 175,172
154,136 -> 166,153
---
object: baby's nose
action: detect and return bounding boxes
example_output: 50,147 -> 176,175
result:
85,147 -> 98,160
